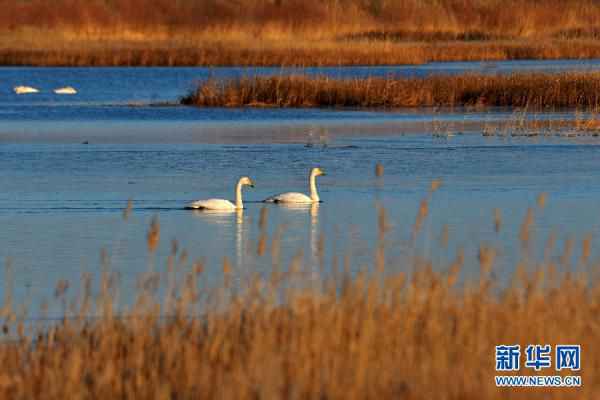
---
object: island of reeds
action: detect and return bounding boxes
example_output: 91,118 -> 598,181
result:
0,198 -> 598,399
181,72 -> 600,109
5,0 -> 600,66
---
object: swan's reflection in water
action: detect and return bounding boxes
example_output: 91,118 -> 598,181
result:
278,202 -> 320,284
190,204 -> 322,288
190,209 -> 246,289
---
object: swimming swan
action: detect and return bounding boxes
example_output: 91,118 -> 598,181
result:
54,86 -> 77,95
13,86 -> 39,94
186,176 -> 254,210
264,167 -> 325,203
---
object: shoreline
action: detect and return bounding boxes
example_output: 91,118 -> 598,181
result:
1,114 -> 599,144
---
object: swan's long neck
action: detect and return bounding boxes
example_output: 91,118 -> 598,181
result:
309,172 -> 319,202
235,181 -> 244,209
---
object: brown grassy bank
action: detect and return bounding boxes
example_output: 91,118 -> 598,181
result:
6,39 -> 600,67
182,73 -> 600,108
4,0 -> 600,39
5,0 -> 600,65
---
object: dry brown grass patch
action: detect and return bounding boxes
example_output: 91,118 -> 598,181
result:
182,73 -> 600,108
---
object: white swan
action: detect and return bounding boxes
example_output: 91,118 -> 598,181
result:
13,86 -> 39,94
264,167 -> 325,203
54,86 -> 77,95
186,176 -> 254,211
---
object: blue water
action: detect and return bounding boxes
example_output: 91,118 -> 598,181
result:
4,59 -> 600,104
2,59 -> 600,120
1,62 -> 599,315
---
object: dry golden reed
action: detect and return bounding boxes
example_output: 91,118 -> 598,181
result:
582,233 -> 593,264
429,179 -> 442,193
375,163 -> 384,177
182,73 -> 600,109
0,241 -> 597,398
519,207 -> 535,245
146,215 -> 160,252
6,40 -> 600,66
6,0 -> 600,38
122,198 -> 133,221
411,199 -> 429,241
257,206 -> 269,256
537,193 -> 547,210
494,208 -> 502,234
5,0 -> 600,66
440,224 -> 449,248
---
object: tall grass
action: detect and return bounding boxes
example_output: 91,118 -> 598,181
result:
4,0 -> 600,39
182,73 -> 600,108
5,0 -> 600,65
0,197 -> 597,398
6,39 -> 600,66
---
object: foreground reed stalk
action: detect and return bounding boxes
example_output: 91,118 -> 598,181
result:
0,197 -> 598,399
182,73 -> 600,108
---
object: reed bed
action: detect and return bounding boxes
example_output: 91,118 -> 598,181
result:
0,198 -> 598,399
5,0 -> 600,65
6,39 -> 600,67
7,0 -> 600,36
479,109 -> 600,138
428,108 -> 600,138
182,73 -> 600,108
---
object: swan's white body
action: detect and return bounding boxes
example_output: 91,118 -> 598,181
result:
14,86 -> 39,94
189,198 -> 237,211
264,167 -> 325,203
54,86 -> 77,95
186,177 -> 254,211
267,192 -> 313,203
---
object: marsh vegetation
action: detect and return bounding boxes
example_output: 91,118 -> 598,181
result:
5,0 -> 600,66
182,73 -> 600,109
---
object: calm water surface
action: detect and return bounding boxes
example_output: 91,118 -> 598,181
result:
1,62 -> 599,314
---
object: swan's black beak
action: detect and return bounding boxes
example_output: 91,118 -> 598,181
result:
321,172 -> 327,176
250,183 -> 255,188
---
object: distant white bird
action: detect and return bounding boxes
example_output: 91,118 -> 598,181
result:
264,167 -> 325,203
54,86 -> 77,95
186,176 -> 254,211
13,86 -> 39,94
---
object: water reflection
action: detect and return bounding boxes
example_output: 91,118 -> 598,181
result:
309,203 -> 320,278
190,209 -> 239,223
235,209 -> 244,274
5,131 -> 600,310
278,202 -> 320,282
191,208 -> 246,287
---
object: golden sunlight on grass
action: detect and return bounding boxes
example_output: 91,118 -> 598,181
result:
181,73 -> 600,109
4,0 -> 600,66
5,39 -> 600,66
